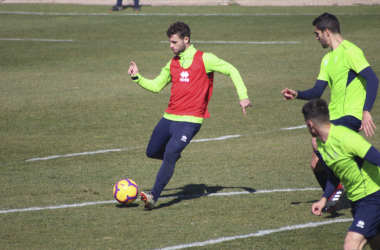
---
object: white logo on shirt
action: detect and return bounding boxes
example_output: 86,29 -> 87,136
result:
180,71 -> 189,82
356,220 -> 365,229
324,60 -> 328,66
181,135 -> 187,142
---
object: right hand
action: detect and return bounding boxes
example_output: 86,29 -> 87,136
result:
281,88 -> 298,100
128,62 -> 139,76
311,197 -> 327,216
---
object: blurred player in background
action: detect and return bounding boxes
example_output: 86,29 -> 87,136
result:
128,21 -> 252,210
109,0 -> 140,12
281,13 -> 379,212
303,99 -> 380,250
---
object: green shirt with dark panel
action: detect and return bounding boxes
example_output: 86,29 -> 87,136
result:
317,40 -> 370,121
317,124 -> 380,202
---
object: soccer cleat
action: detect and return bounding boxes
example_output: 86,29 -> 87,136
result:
134,6 -> 141,12
322,184 -> 345,213
140,192 -> 155,210
108,6 -> 123,12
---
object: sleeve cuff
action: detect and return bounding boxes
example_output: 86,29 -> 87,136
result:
131,73 -> 141,82
238,92 -> 249,100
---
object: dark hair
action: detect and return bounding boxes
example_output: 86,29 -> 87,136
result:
302,99 -> 330,124
166,22 -> 191,41
312,13 -> 340,34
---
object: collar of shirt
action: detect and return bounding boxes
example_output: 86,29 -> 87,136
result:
177,44 -> 197,68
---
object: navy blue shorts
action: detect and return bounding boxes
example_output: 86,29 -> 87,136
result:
349,190 -> 380,240
331,115 -> 361,132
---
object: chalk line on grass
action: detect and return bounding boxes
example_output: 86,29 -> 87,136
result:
0,38 -> 75,42
156,218 -> 353,250
0,187 -> 319,214
25,147 -> 144,162
1,12 -> 379,16
23,125 -> 306,162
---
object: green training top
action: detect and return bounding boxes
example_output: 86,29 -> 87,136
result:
131,45 -> 249,124
317,124 -> 380,202
317,40 -> 370,120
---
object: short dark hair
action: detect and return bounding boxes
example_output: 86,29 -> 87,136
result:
312,13 -> 340,34
166,22 -> 191,40
302,99 -> 330,125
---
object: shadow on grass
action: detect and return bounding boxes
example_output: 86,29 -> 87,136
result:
150,183 -> 256,210
323,211 -> 348,219
115,203 -> 140,209
291,200 -> 319,205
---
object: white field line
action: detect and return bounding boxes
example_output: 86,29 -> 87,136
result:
1,38 -> 298,44
0,38 -> 75,42
191,134 -> 243,142
25,147 -> 144,162
24,125 -> 306,162
161,41 -> 300,44
159,187 -> 319,200
157,218 -> 353,250
0,187 -> 319,214
1,12 -> 380,16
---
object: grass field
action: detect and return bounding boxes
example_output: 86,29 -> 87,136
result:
1,3 -> 380,249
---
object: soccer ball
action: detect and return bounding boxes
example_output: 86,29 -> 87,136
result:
113,179 -> 139,204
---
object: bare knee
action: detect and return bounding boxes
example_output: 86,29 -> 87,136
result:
310,153 -> 323,171
310,137 -> 321,171
344,232 -> 367,250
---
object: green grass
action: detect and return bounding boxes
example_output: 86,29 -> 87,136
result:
1,3 -> 380,249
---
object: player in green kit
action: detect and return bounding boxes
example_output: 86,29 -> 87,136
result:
281,13 -> 379,212
302,99 -> 380,250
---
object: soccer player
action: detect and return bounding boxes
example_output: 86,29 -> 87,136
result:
302,99 -> 380,250
128,22 -> 252,210
281,13 -> 379,212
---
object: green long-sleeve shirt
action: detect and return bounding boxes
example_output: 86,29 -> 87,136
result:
131,45 -> 249,123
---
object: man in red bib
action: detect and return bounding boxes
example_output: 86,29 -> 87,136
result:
128,22 -> 251,210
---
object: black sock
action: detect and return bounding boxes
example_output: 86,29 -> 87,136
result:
313,170 -> 327,191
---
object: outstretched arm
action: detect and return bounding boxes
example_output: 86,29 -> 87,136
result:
128,61 -> 172,93
359,66 -> 379,137
202,53 -> 251,116
281,80 -> 328,101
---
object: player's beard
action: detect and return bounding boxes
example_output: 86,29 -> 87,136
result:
319,37 -> 329,49
174,42 -> 187,56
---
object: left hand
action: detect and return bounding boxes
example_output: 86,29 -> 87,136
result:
240,98 -> 252,116
360,111 -> 377,137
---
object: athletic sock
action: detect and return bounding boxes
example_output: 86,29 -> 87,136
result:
313,169 -> 328,191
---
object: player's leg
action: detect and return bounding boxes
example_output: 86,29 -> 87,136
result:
311,137 -> 347,212
311,137 -> 328,190
146,118 -> 172,160
144,121 -> 201,209
369,233 -> 380,250
347,191 -> 380,250
109,0 -> 123,12
133,0 -> 140,12
344,231 -> 367,250
311,152 -> 327,189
